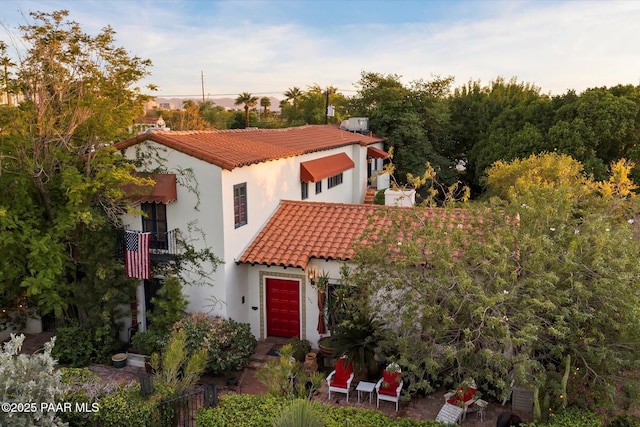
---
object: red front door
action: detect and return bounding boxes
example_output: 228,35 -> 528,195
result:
266,278 -> 300,338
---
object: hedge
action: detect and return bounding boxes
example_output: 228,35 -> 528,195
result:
527,406 -> 639,427
196,394 -> 443,427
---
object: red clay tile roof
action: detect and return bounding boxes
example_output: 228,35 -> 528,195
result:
114,125 -> 385,171
237,200 -> 478,269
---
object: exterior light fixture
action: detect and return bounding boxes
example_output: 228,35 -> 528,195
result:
307,268 -> 317,286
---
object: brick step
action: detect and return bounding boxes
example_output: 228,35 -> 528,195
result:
364,188 -> 377,204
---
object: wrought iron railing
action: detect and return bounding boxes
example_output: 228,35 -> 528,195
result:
116,228 -> 181,259
149,228 -> 181,253
157,383 -> 218,427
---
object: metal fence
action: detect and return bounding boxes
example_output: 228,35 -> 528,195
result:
156,384 -> 218,427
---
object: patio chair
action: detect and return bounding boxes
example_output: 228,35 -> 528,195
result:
326,356 -> 354,402
375,363 -> 403,411
443,378 -> 478,421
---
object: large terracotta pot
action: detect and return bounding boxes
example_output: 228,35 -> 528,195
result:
317,336 -> 333,357
304,352 -> 318,373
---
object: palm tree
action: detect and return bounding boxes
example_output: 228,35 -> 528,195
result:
235,92 -> 258,128
260,96 -> 271,119
283,87 -> 303,113
0,41 -> 16,106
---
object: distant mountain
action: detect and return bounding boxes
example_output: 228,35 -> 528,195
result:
154,97 -> 282,112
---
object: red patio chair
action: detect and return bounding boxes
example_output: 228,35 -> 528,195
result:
326,356 -> 354,402
375,363 -> 403,411
444,378 -> 478,421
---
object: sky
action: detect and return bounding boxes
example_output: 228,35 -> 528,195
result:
1,0 -> 639,100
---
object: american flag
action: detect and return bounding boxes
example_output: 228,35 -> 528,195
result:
125,231 -> 151,279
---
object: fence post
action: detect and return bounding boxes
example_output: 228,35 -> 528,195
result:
139,373 -> 154,397
204,384 -> 218,408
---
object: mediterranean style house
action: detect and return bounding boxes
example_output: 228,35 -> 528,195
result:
114,123 -> 390,345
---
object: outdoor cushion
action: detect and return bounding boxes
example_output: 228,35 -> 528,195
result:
379,370 -> 401,396
331,359 -> 352,388
447,386 -> 476,406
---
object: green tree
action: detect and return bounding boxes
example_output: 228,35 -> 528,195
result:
348,71 -> 454,190
0,10 -> 153,322
549,86 -> 640,180
180,99 -> 209,130
198,100 -> 233,129
448,79 -> 640,192
234,91 -> 258,128
449,77 -> 551,189
146,273 -> 188,337
346,153 -> 640,409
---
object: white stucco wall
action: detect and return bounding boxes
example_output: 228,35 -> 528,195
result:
243,260 -> 346,348
120,141 -> 227,328
220,145 -> 371,325
119,138 -> 382,341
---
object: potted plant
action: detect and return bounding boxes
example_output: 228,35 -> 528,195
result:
129,329 -> 165,371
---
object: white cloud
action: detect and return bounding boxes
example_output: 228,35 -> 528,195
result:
2,0 -> 639,98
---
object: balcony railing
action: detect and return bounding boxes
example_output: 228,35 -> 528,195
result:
116,228 -> 181,262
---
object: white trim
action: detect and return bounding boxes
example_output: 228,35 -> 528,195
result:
261,273 -> 305,340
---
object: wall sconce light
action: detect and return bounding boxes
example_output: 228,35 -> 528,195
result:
307,267 -> 317,286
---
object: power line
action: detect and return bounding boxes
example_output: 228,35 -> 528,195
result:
146,89 -> 359,98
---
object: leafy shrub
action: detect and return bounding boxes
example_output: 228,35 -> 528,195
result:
174,312 -> 257,374
274,399 -> 323,427
58,367 -> 119,427
0,334 -> 67,427
527,406 -> 604,426
150,330 -> 208,395
196,394 -> 443,427
58,368 -> 179,427
130,329 -> 165,356
374,189 -> 386,205
92,383 -> 174,427
51,322 -> 95,366
196,394 -> 289,427
256,344 -> 307,398
609,414 -> 640,427
287,337 -> 312,362
52,321 -> 121,366
59,367 -> 100,384
146,274 -> 188,336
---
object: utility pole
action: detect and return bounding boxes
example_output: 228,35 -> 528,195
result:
201,71 -> 205,103
324,89 -> 329,124
325,86 -> 335,124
